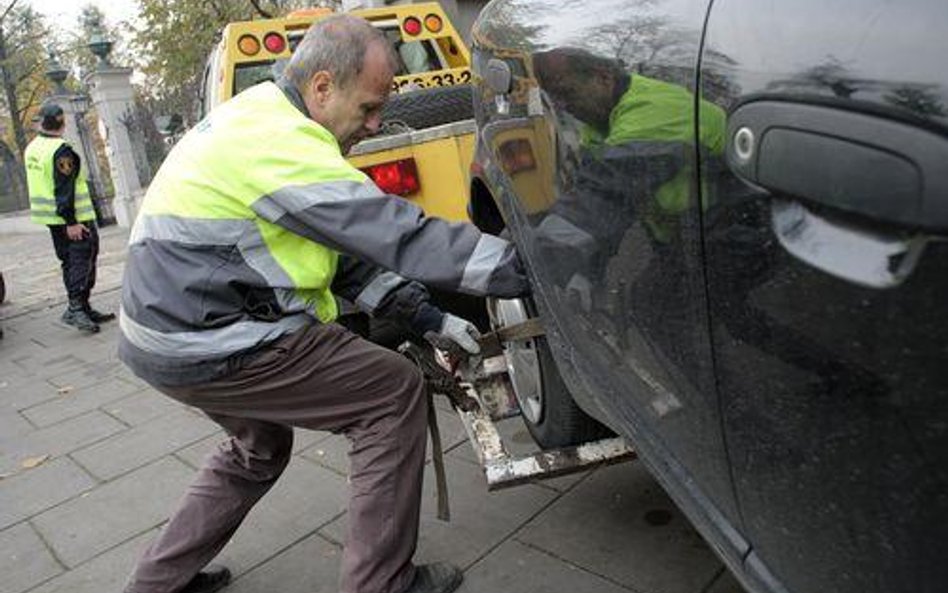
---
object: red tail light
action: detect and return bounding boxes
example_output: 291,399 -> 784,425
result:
403,17 -> 422,36
362,158 -> 420,196
263,32 -> 286,53
498,138 -> 536,174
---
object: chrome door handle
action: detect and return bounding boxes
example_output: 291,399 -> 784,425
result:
771,199 -> 928,289
728,101 -> 948,232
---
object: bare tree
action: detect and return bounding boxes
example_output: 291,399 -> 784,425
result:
0,0 -> 50,159
0,0 -> 49,209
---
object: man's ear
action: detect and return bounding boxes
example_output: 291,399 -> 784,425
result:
309,70 -> 335,105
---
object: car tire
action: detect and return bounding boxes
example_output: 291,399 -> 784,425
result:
488,296 -> 609,448
382,85 -> 474,131
0,271 -> 5,304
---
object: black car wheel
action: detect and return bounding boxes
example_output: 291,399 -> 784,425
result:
488,296 -> 607,448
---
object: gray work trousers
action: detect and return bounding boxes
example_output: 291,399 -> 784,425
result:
124,322 -> 427,593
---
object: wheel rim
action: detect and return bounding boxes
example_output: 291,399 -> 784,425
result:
488,298 -> 544,424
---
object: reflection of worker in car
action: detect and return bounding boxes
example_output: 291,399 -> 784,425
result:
531,47 -> 725,307
533,47 -> 884,399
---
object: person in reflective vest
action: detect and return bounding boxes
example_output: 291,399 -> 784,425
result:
118,15 -> 528,593
25,103 -> 114,333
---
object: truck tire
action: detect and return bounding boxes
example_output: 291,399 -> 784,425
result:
488,296 -> 609,448
382,85 -> 474,130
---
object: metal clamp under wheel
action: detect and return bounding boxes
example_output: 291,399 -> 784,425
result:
454,351 -> 635,491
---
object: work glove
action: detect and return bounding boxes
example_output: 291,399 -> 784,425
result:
424,313 -> 482,356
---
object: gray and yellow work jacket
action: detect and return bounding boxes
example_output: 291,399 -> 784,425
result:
25,135 -> 95,226
118,81 -> 527,386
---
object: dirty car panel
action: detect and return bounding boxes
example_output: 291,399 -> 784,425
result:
471,0 -> 948,592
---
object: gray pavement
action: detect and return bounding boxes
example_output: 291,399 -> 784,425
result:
0,221 -> 745,593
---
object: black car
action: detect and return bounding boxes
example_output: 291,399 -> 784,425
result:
467,1 -> 948,592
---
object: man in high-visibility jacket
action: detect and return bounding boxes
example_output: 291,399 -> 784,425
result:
25,103 -> 114,333
119,15 -> 528,593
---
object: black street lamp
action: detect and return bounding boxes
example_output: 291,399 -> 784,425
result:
45,50 -> 69,95
87,20 -> 114,70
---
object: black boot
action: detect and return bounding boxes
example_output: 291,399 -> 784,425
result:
179,565 -> 231,593
85,306 -> 115,323
62,301 -> 99,333
400,563 -> 463,593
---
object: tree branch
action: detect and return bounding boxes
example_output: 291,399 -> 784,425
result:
0,0 -> 20,25
14,59 -> 42,84
6,28 -> 50,56
15,81 -> 41,110
249,0 -> 273,19
14,82 -> 41,119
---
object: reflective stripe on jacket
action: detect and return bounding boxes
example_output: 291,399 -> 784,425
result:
120,81 -> 526,385
25,136 -> 94,225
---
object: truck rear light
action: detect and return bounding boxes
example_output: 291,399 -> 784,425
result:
498,139 -> 536,174
263,32 -> 286,53
424,14 -> 443,33
237,34 -> 260,56
362,158 -> 420,196
403,17 -> 422,36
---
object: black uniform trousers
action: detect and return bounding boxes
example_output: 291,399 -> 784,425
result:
48,223 -> 99,304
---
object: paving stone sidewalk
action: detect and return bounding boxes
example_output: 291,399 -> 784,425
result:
0,222 -> 744,593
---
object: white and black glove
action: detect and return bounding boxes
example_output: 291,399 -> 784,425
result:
424,313 -> 482,356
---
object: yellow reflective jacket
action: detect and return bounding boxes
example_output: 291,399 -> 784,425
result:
25,135 -> 94,225
119,81 -> 527,386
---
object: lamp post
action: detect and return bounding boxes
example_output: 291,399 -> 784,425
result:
87,25 -> 114,70
71,93 -> 115,225
44,50 -> 69,95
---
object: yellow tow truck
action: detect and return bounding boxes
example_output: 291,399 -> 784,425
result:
198,2 -> 475,222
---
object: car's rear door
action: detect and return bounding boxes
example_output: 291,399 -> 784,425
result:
699,1 -> 948,592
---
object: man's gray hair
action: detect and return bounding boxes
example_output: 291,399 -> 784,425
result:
285,14 -> 398,91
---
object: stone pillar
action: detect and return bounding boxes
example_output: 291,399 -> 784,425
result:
85,66 -> 143,228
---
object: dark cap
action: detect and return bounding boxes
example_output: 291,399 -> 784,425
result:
38,103 -> 65,131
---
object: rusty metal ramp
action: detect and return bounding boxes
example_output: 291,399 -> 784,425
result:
452,347 -> 636,491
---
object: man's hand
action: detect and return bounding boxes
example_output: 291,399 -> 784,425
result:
424,313 -> 481,357
66,223 -> 89,241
